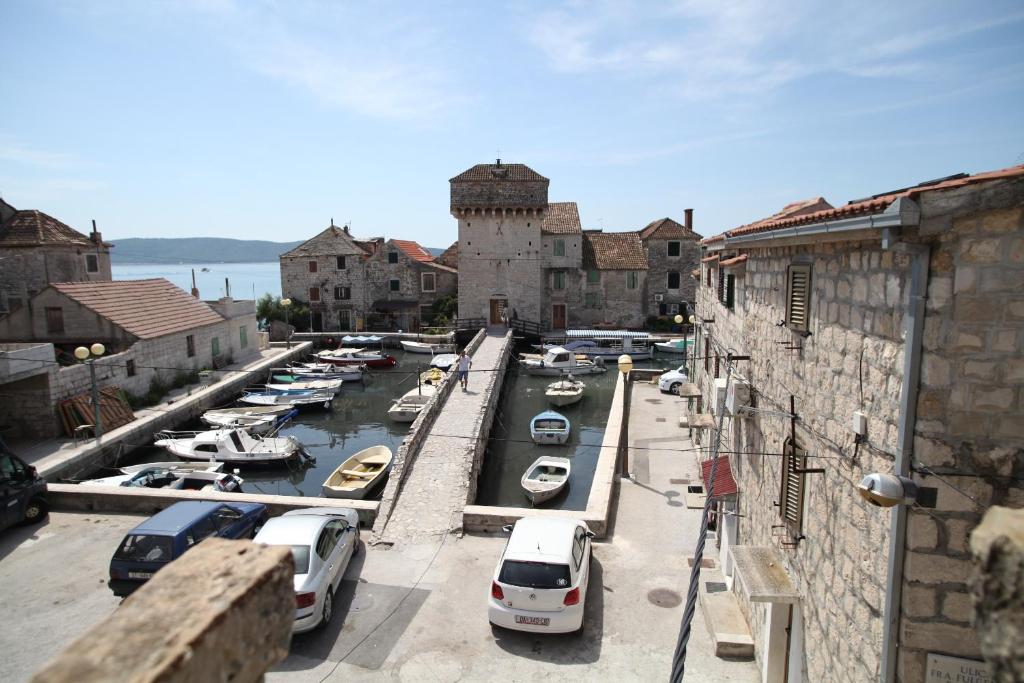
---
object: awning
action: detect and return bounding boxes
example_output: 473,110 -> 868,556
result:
700,456 -> 738,497
370,300 -> 418,312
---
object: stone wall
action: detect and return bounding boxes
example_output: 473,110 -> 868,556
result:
645,235 -> 700,317
280,253 -> 371,331
464,331 -> 514,505
457,212 -> 543,323
0,243 -> 111,315
451,179 -> 548,210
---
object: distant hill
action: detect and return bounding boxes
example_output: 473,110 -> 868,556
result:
111,237 -> 306,264
111,237 -> 447,264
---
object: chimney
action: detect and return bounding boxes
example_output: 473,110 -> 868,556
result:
684,208 -> 693,232
191,268 -> 200,299
343,223 -> 350,234
91,219 -> 103,244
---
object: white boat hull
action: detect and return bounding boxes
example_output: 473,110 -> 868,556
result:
154,429 -> 303,465
521,456 -> 571,504
523,363 -> 605,377
322,446 -> 394,499
400,340 -> 455,354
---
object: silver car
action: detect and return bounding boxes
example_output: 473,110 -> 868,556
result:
253,507 -> 360,633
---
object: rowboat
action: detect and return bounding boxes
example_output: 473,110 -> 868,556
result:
154,428 -> 307,466
264,378 -> 343,395
521,456 -> 571,504
314,348 -> 397,368
321,445 -> 394,499
545,378 -> 585,407
530,410 -> 571,445
654,338 -> 690,354
400,340 -> 456,354
201,406 -> 297,433
387,385 -> 437,422
239,389 -> 334,409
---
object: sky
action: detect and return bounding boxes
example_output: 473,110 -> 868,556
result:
1,1 -> 1023,248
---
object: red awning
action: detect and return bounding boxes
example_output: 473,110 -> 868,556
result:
700,456 -> 738,497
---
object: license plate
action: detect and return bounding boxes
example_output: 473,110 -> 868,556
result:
515,616 -> 550,626
128,572 -> 153,579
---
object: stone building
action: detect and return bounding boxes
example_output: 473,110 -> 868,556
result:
0,278 -> 258,438
687,165 -> 1023,682
638,211 -> 702,320
0,199 -> 112,315
578,231 -> 648,328
363,239 -> 457,330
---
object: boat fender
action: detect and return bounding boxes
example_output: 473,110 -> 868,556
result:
324,400 -> 332,409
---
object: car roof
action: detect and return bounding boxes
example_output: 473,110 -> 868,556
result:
254,514 -> 329,545
505,517 -> 587,564
130,501 -> 261,535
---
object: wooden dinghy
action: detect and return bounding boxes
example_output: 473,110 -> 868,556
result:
521,456 -> 571,504
321,446 -> 394,499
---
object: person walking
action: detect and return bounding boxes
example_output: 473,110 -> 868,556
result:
457,350 -> 472,390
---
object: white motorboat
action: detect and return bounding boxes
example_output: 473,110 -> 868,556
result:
387,385 -> 437,422
83,465 -> 245,492
120,461 -> 225,474
521,456 -> 571,504
264,379 -> 343,395
239,389 -> 334,409
654,338 -> 690,354
545,378 -> 585,407
283,362 -> 368,381
430,354 -> 458,370
154,428 -> 306,465
321,445 -> 394,499
521,347 -> 607,376
400,340 -> 456,354
530,410 -> 571,445
314,347 -> 398,368
201,406 -> 297,433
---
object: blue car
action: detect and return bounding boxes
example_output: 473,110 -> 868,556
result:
108,500 -> 268,597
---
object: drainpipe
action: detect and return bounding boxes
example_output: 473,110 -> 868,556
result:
880,238 -> 930,683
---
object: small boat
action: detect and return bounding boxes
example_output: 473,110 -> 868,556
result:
521,456 -> 571,504
314,348 -> 398,368
321,445 -> 394,499
286,362 -> 368,381
387,385 -> 437,422
264,379 -> 343,395
530,410 -> 571,445
654,338 -> 690,354
545,378 -> 585,407
419,367 -> 446,385
430,354 -> 458,370
239,389 -> 334,409
521,347 -> 606,376
400,340 -> 456,354
201,407 -> 297,433
120,461 -> 225,474
83,466 -> 245,492
154,428 -> 306,465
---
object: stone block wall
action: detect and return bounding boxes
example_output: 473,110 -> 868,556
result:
0,244 -> 111,315
645,236 -> 700,317
451,179 -> 548,210
280,254 -> 371,331
457,212 -> 543,323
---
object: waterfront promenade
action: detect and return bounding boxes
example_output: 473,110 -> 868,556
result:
377,329 -> 510,544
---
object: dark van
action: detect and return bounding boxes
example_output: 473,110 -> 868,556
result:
108,500 -> 268,597
0,447 -> 48,532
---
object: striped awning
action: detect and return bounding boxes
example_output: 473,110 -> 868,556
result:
701,456 -> 738,497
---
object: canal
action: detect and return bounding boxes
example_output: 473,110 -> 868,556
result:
474,348 -> 682,510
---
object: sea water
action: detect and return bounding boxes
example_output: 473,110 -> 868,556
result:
112,262 -> 281,299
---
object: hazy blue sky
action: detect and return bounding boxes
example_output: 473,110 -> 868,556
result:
2,1 -> 1022,247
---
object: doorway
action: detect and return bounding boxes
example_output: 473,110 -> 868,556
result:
489,298 -> 507,325
311,311 -> 323,332
552,304 -> 566,330
337,310 -> 351,331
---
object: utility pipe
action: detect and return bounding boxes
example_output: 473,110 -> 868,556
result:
880,241 -> 930,683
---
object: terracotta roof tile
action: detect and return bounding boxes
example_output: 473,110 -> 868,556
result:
281,225 -> 369,258
391,239 -> 434,263
720,254 -> 747,267
701,456 -> 737,497
0,210 -> 102,247
450,163 -> 548,182
50,279 -> 225,340
638,217 -> 701,241
542,202 -> 582,234
701,254 -> 720,262
582,232 -> 648,270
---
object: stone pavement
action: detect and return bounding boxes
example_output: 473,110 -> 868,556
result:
379,330 -> 510,544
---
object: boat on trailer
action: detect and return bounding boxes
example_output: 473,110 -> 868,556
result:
530,410 -> 571,445
321,445 -> 394,499
521,456 -> 571,504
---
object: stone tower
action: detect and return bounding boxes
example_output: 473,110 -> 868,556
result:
450,161 -> 549,325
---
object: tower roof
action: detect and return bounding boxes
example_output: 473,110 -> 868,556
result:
450,163 -> 548,183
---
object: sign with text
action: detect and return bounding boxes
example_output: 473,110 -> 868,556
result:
927,654 -> 992,683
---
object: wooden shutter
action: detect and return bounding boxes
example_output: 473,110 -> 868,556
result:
720,274 -> 734,308
786,265 -> 811,331
779,439 -> 806,532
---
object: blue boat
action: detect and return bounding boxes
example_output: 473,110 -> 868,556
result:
530,410 -> 571,445
239,389 -> 334,409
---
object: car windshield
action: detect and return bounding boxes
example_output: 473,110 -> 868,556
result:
290,545 -> 311,574
114,534 -> 174,563
499,560 -> 572,589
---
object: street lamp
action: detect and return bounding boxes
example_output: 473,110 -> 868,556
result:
617,353 -> 633,478
281,298 -> 292,348
74,343 -> 106,439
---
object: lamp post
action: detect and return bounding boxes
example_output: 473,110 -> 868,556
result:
281,298 -> 292,348
74,343 -> 106,439
617,353 -> 633,478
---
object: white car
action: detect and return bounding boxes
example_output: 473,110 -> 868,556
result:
658,365 -> 689,394
253,507 -> 360,633
488,518 -> 594,634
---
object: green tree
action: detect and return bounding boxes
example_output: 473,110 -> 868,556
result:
257,294 -> 311,332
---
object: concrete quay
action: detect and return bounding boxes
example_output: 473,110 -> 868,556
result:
12,342 -> 313,482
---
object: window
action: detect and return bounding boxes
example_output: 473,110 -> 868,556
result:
718,267 -> 735,309
309,287 -> 320,302
126,359 -> 136,376
388,251 -> 399,264
627,271 -> 639,289
239,326 -> 248,348
334,286 -> 351,300
585,292 -> 599,307
704,338 -> 710,372
587,270 -> 600,283
186,334 -> 196,357
706,265 -> 713,287
336,256 -> 346,270
779,438 -> 808,535
554,239 -> 565,256
44,307 -> 64,334
85,254 -> 99,273
714,353 -> 720,378
786,265 -> 811,332
668,241 -> 681,257
421,272 -> 436,292
659,302 -> 668,316
668,303 -> 679,315
572,528 -> 586,570
552,271 -> 566,290
212,336 -> 220,357
499,561 -> 571,589
308,260 -> 318,273
389,279 -> 400,292
315,527 -> 337,560
667,271 -> 681,289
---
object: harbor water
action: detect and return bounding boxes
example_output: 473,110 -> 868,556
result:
112,262 -> 281,300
